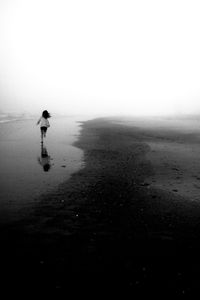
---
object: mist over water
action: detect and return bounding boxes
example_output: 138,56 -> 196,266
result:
0,0 -> 200,117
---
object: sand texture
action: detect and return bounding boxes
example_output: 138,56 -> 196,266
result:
1,117 -> 200,296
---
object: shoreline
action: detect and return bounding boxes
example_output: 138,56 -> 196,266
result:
0,116 -> 84,223
1,117 -> 200,295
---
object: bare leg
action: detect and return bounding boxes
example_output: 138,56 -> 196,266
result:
44,128 -> 47,138
41,131 -> 44,142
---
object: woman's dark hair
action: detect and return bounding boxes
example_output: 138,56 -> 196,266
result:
42,110 -> 51,119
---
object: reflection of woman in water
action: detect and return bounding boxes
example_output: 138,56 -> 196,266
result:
37,144 -> 52,172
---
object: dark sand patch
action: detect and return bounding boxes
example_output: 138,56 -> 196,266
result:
1,117 -> 200,296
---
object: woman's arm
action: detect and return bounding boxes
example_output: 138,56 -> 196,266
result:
36,116 -> 41,125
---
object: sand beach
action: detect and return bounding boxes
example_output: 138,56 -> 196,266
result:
1,115 -> 200,296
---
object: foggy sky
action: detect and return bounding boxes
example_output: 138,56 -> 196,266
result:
0,0 -> 200,116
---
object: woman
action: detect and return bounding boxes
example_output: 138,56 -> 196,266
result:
37,110 -> 51,142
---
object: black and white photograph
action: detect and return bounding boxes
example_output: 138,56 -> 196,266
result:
1,0 -> 200,296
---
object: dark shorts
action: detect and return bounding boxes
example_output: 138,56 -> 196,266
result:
40,126 -> 47,133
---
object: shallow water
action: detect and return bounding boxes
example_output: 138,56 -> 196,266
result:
0,115 -> 88,223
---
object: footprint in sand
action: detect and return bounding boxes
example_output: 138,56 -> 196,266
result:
171,167 -> 179,171
193,184 -> 200,189
140,182 -> 150,187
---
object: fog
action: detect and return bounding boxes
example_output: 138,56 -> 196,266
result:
0,0 -> 200,116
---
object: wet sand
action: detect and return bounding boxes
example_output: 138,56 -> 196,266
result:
0,116 -> 84,222
1,116 -> 200,296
